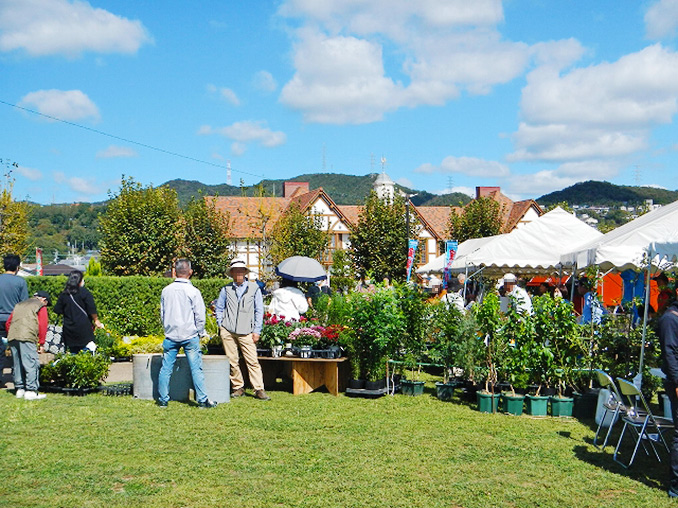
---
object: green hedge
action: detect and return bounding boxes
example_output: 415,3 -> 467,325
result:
26,276 -> 229,337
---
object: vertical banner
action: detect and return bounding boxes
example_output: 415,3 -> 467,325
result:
442,240 -> 458,288
35,248 -> 43,276
406,239 -> 418,282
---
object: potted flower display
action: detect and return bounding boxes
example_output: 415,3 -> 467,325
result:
260,313 -> 297,357
288,326 -> 323,357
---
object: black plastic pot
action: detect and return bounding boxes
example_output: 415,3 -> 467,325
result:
348,379 -> 365,389
365,379 -> 386,390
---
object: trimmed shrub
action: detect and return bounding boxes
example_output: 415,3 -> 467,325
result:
26,276 -> 229,337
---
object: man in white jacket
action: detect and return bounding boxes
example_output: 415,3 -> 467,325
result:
268,279 -> 308,321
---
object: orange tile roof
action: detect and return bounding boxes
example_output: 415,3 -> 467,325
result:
209,196 -> 291,239
337,205 -> 362,228
415,206 -> 457,238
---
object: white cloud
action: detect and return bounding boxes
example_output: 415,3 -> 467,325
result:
96,145 -> 137,158
510,44 -> 678,163
231,142 -> 246,156
415,156 -> 509,178
280,30 -> 405,124
16,165 -> 42,181
199,121 -> 286,154
0,0 -> 152,57
645,0 -> 678,39
207,84 -> 241,106
53,171 -> 104,195
278,1 -> 531,123
253,70 -> 278,93
20,89 -> 100,122
395,177 -> 413,188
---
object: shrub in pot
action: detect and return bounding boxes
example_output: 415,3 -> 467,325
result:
40,351 -> 111,390
498,305 -> 533,415
349,285 -> 406,382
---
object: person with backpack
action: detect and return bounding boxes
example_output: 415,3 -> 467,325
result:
53,270 -> 103,352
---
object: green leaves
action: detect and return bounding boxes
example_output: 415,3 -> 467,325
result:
269,202 -> 328,267
448,196 -> 504,242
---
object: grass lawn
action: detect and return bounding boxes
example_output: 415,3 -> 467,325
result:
0,380 -> 674,508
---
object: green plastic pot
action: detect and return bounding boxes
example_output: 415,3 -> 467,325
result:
401,380 -> 425,396
477,391 -> 500,413
550,396 -> 574,417
501,393 -> 525,416
435,382 -> 457,401
525,394 -> 550,416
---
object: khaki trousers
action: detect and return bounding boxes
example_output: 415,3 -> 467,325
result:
220,327 -> 264,391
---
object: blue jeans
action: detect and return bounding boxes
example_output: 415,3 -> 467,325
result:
9,340 -> 40,392
158,337 -> 208,404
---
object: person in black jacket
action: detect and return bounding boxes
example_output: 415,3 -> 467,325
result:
53,270 -> 103,352
660,297 -> 678,498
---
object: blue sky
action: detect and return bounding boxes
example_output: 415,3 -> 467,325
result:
2,0 -> 678,204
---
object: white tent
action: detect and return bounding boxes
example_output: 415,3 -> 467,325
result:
460,207 -> 602,274
560,199 -> 678,271
415,235 -> 502,274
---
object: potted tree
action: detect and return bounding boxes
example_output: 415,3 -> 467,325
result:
526,295 -> 558,416
429,301 -> 477,401
547,296 -> 585,417
498,305 -> 532,415
474,293 -> 507,413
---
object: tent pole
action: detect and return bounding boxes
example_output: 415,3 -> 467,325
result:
638,248 -> 653,389
463,265 -> 469,300
570,263 -> 577,303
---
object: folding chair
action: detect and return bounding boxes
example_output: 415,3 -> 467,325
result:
592,370 -> 627,449
612,378 -> 673,469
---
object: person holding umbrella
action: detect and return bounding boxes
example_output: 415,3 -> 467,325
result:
215,258 -> 269,401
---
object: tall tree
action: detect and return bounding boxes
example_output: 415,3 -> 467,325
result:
182,195 -> 232,278
448,196 -> 504,243
0,164 -> 30,258
349,191 -> 417,282
269,202 -> 328,267
99,177 -> 182,276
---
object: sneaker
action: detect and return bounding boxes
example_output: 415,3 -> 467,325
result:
254,389 -> 270,401
198,399 -> 217,409
15,389 -> 25,399
23,391 -> 46,401
231,387 -> 245,398
156,400 -> 168,408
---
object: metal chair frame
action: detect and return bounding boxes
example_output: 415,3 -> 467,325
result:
612,378 -> 673,469
592,370 -> 627,449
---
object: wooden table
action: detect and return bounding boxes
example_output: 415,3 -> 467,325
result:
258,356 -> 349,396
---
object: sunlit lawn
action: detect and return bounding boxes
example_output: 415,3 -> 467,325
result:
0,377 -> 674,508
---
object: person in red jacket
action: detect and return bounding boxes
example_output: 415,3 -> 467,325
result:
6,290 -> 50,400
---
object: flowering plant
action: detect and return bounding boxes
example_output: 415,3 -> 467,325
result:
318,324 -> 348,348
260,313 -> 300,348
288,326 -> 323,347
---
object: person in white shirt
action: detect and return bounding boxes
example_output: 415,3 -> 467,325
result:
268,279 -> 308,322
502,273 -> 533,315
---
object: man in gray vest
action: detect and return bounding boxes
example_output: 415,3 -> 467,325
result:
216,258 -> 269,400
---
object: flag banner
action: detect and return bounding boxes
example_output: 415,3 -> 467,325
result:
406,239 -> 418,282
443,240 -> 458,288
36,248 -> 43,276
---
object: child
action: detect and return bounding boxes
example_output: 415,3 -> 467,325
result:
6,290 -> 50,400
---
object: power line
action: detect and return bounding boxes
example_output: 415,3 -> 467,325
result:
0,99 -> 265,180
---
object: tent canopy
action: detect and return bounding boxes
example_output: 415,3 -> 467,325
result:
560,199 -> 678,271
415,235 -> 502,274
460,207 -> 601,275
416,207 -> 601,277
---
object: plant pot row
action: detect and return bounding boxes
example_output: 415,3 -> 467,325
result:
477,391 -> 575,417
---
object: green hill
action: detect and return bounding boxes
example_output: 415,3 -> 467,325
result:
537,180 -> 678,207
163,173 -> 471,207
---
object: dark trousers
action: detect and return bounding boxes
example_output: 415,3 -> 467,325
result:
669,387 -> 678,491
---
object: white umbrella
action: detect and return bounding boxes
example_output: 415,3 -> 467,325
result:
275,256 -> 327,282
